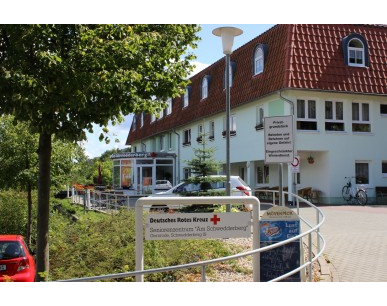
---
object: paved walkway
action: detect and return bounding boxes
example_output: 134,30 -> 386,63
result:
298,204 -> 387,282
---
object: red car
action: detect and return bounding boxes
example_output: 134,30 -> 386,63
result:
0,235 -> 36,282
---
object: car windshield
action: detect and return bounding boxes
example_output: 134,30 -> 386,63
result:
0,241 -> 24,259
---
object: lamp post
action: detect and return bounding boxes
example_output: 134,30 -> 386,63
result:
213,27 -> 243,212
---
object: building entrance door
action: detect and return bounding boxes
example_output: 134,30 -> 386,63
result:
136,166 -> 153,194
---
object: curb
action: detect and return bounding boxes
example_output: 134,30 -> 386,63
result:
318,254 -> 340,282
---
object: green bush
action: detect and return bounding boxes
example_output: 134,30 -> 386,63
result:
49,204 -> 239,281
0,190 -> 37,238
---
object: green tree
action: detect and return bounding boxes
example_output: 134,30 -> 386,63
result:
184,134 -> 225,192
0,115 -> 87,244
0,24 -> 200,281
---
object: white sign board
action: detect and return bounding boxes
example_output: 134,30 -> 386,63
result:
264,115 -> 294,163
290,156 -> 300,173
145,212 -> 251,240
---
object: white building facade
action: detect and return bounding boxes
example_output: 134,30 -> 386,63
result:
125,24 -> 387,204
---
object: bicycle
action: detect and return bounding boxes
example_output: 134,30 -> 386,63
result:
342,176 -> 368,206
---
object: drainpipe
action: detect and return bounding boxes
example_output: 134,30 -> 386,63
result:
141,141 -> 146,152
279,90 -> 296,206
173,129 -> 180,185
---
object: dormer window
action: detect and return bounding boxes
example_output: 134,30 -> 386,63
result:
224,61 -> 236,89
254,47 -> 264,75
349,39 -> 365,66
183,88 -> 189,108
201,77 -> 208,99
342,34 -> 369,67
166,98 -> 172,115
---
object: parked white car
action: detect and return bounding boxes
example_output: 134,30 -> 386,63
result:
149,175 -> 253,212
154,180 -> 172,190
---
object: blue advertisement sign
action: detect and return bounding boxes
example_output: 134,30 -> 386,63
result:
260,207 -> 301,282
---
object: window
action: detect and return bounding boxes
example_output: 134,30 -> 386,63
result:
142,142 -> 146,152
209,121 -> 215,140
257,165 -> 269,184
342,34 -> 369,67
352,102 -> 370,132
223,115 -> 237,137
183,129 -> 191,146
132,115 -> 136,131
325,101 -> 344,131
166,98 -> 172,115
382,162 -> 387,178
197,124 -> 203,142
297,99 -> 317,130
183,168 -> 192,180
256,106 -> 264,130
201,77 -> 209,100
380,104 -> 387,115
159,108 -> 164,119
348,39 -> 365,67
159,135 -> 165,151
254,47 -> 264,75
355,162 -> 369,184
183,88 -> 189,108
140,112 -> 144,128
168,133 -> 172,150
151,113 -> 156,123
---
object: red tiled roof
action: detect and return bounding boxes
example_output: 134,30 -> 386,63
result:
127,24 -> 387,145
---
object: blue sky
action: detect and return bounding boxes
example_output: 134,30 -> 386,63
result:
82,24 -> 275,158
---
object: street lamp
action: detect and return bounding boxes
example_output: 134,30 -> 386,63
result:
213,27 -> 243,212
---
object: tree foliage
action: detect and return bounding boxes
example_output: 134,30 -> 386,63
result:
184,134 -> 225,187
0,24 -> 200,280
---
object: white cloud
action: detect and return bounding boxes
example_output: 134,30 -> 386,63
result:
190,61 -> 210,77
82,114 -> 133,158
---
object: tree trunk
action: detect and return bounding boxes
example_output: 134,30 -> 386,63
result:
27,182 -> 32,246
36,132 -> 52,282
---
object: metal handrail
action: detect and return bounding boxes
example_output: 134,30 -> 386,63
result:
60,190 -> 325,282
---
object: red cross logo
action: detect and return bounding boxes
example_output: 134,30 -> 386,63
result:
210,214 -> 221,225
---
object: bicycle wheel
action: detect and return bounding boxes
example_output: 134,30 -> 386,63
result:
356,190 -> 367,206
342,186 -> 351,201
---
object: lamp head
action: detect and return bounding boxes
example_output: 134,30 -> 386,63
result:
212,27 -> 243,55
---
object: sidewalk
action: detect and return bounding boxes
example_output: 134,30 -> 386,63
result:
298,204 -> 387,282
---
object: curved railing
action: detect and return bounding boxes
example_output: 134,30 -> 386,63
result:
59,190 -> 325,282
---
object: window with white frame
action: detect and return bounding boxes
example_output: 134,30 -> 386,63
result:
159,108 -> 164,119
254,46 -> 264,75
159,135 -> 165,151
166,98 -> 172,115
168,133 -> 172,150
256,165 -> 269,184
151,113 -> 156,123
209,121 -> 215,140
183,88 -> 189,108
355,162 -> 369,184
382,161 -> 387,178
197,124 -> 203,142
348,39 -> 365,67
132,115 -> 136,131
140,112 -> 144,128
201,77 -> 208,100
297,99 -> 317,130
325,101 -> 344,131
223,115 -> 237,137
142,142 -> 146,152
256,106 -> 264,130
352,102 -> 370,132
183,129 -> 191,146
183,168 -> 191,180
